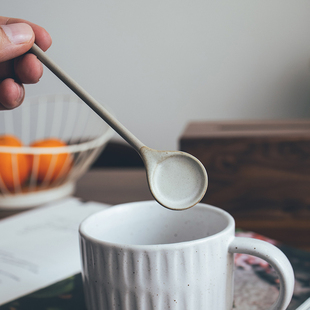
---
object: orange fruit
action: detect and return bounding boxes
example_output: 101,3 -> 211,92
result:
29,138 -> 72,183
0,135 -> 30,191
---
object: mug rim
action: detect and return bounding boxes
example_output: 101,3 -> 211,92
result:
79,200 -> 235,250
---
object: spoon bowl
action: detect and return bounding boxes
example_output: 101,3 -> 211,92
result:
141,147 -> 208,210
30,44 -> 208,210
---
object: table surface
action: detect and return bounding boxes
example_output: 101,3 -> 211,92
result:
75,168 -> 153,205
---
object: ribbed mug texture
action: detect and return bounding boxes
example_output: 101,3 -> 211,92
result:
79,203 -> 235,310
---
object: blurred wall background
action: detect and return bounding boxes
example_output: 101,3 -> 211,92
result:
2,0 -> 310,150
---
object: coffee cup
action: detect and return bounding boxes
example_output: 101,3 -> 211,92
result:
79,201 -> 294,310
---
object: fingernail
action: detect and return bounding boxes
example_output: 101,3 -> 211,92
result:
1,23 -> 33,44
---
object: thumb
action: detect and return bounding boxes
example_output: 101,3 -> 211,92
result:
0,23 -> 34,62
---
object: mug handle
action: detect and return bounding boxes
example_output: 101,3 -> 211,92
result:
229,237 -> 295,310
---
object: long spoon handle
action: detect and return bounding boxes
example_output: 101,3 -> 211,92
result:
296,298 -> 310,310
30,44 -> 144,152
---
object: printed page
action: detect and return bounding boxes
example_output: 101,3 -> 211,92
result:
0,197 -> 109,305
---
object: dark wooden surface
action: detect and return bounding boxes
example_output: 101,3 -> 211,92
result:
91,141 -> 143,168
75,168 -> 153,204
180,120 -> 310,250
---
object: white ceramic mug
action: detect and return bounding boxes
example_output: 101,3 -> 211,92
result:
79,201 -> 294,310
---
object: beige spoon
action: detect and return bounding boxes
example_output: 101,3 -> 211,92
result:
30,44 -> 208,210
296,298 -> 310,310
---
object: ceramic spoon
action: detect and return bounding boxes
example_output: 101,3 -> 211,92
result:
30,44 -> 208,210
296,298 -> 310,310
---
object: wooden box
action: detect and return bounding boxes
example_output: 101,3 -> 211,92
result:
180,120 -> 310,249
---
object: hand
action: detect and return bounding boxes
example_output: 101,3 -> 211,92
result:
0,17 -> 52,110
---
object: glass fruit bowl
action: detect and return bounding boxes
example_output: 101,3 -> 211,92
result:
0,94 -> 114,209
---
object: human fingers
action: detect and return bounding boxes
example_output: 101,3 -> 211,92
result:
0,21 -> 32,109
1,17 -> 52,51
0,17 -> 50,83
0,53 -> 43,84
0,17 -> 52,109
0,78 -> 24,110
0,61 -> 13,80
14,53 -> 43,84
0,22 -> 35,62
